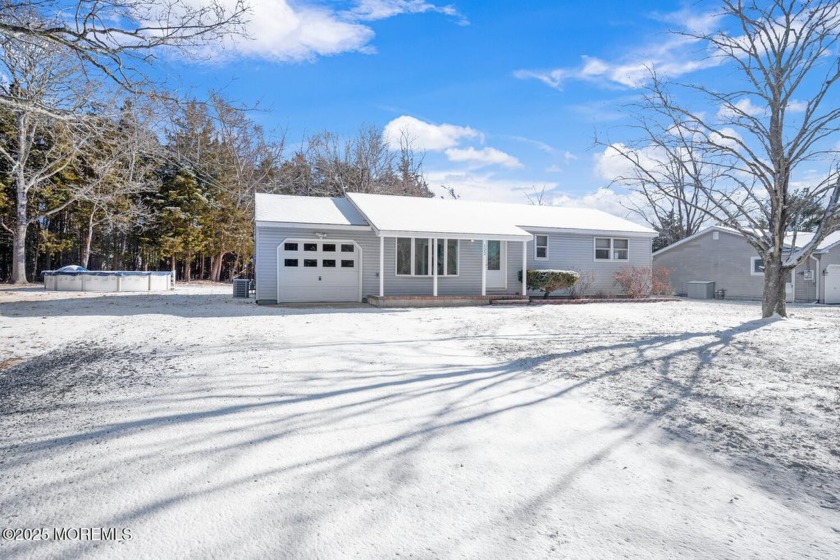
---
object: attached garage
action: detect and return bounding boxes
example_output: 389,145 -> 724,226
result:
277,239 -> 362,303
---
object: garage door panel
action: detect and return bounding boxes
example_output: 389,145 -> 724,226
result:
278,239 -> 360,302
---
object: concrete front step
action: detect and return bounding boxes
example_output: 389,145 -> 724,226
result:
490,298 -> 530,305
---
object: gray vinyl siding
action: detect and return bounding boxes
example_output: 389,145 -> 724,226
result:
655,230 -> 764,299
653,229 -> 820,302
256,226 -> 486,302
256,224 -> 656,302
520,231 -> 654,296
381,237 -> 484,296
255,226 -> 379,303
794,260 -> 818,302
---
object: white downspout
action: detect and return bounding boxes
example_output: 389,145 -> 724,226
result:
379,236 -> 384,297
812,254 -> 820,302
432,237 -> 438,297
481,240 -> 487,296
521,240 -> 527,296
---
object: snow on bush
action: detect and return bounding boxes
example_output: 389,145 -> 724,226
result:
518,269 -> 579,298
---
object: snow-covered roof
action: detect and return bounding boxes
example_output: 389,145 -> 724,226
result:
346,193 -> 655,240
255,193 -> 368,227
653,225 -> 840,257
816,230 -> 840,251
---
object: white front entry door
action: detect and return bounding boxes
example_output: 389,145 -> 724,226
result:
826,265 -> 840,304
486,240 -> 506,289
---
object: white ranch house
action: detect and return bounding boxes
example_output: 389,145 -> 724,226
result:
254,192 -> 657,304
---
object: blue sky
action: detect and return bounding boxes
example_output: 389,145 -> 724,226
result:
165,0 -> 729,216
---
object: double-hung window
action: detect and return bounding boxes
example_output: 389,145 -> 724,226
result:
750,256 -> 765,276
594,238 -> 629,261
535,235 -> 548,259
396,238 -> 459,276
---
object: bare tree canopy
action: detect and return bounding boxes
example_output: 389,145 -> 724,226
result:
604,0 -> 840,317
0,0 -> 248,97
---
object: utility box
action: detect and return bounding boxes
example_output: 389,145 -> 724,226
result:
233,278 -> 251,298
686,281 -> 716,299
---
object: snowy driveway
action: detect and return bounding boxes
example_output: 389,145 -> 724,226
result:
1,286 -> 838,559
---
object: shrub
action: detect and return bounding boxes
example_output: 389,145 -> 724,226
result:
518,269 -> 580,298
567,270 -> 596,299
613,266 -> 653,298
651,267 -> 672,296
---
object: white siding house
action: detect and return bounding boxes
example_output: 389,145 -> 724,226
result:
254,193 -> 657,304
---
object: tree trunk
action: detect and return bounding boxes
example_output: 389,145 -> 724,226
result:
761,256 -> 788,318
210,251 -> 224,282
170,255 -> 177,282
11,190 -> 28,284
184,251 -> 192,283
80,208 -> 96,269
199,254 -> 206,280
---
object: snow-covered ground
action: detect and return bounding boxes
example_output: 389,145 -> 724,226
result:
0,284 -> 838,559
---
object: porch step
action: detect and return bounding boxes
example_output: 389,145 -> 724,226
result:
490,298 -> 530,305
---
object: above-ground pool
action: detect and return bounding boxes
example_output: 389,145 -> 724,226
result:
43,270 -> 173,292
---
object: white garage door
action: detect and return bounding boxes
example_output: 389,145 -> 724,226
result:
826,265 -> 840,304
277,239 -> 361,302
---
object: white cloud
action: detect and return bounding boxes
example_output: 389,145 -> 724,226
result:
383,115 -> 479,151
787,99 -> 808,112
425,169 -> 649,226
594,143 -> 666,183
515,8 -> 722,90
444,146 -> 522,168
427,170 -> 551,204
352,1 -> 466,24
708,127 -> 744,150
549,188 -> 649,225
564,151 -> 578,161
193,0 -> 460,62
716,98 -> 765,120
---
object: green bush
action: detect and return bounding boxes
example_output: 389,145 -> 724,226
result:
518,269 -> 580,298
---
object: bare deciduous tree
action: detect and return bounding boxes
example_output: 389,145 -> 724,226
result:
76,100 -> 162,268
0,30 -> 99,283
271,127 -> 433,199
607,0 -> 840,317
0,0 -> 248,104
600,125 -> 717,251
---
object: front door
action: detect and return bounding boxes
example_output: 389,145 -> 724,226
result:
486,240 -> 506,289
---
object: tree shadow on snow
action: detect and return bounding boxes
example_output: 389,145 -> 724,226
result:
0,314 -> 835,558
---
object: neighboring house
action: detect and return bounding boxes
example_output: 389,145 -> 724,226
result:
254,192 -> 657,304
653,225 -> 840,304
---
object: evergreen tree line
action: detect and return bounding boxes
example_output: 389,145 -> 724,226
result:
0,94 -> 432,283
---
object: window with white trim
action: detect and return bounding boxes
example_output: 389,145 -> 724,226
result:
750,256 -> 765,276
396,237 -> 459,276
594,238 -> 629,261
535,235 -> 548,259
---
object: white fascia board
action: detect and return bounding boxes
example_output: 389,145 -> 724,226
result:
523,226 -> 657,238
376,229 -> 532,242
255,221 -> 371,231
